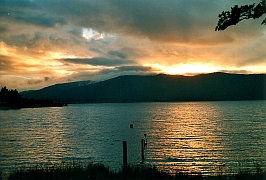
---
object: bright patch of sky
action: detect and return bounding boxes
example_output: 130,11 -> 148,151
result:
82,28 -> 104,40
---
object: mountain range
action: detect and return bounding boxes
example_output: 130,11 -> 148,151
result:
21,72 -> 266,103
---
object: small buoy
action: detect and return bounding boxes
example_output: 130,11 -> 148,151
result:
130,124 -> 133,128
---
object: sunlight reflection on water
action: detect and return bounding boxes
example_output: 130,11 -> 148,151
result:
0,101 -> 265,175
144,103 -> 227,173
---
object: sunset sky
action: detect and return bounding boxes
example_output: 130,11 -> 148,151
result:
0,0 -> 265,91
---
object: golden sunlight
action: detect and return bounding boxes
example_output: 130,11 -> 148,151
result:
147,102 -> 226,173
0,41 -> 17,55
150,63 -> 220,75
47,52 -> 78,60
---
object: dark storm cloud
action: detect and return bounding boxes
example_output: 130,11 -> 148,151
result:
104,0 -> 264,43
68,28 -> 82,37
1,31 -> 77,57
0,26 -> 8,34
37,0 -> 263,44
1,0 -> 263,44
3,33 -> 41,47
59,65 -> 154,83
97,65 -> 153,76
0,0 -> 37,8
61,57 -> 135,66
107,0 -> 194,41
1,10 -> 66,28
41,0 -> 212,42
108,51 -> 127,59
117,66 -> 152,72
1,0 -> 66,28
15,13 -> 66,28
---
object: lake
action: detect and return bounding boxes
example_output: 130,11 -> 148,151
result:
0,101 -> 265,175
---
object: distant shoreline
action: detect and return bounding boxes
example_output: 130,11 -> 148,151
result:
1,86 -> 67,109
64,99 -> 266,104
0,100 -> 67,109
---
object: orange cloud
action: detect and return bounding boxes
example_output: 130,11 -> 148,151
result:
0,0 -> 265,90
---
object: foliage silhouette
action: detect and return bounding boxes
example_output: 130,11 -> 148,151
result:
0,86 -> 65,108
215,0 -> 266,31
7,162 -> 266,180
0,86 -> 21,103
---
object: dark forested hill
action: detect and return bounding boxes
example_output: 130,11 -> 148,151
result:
20,80 -> 93,102
21,73 -> 266,103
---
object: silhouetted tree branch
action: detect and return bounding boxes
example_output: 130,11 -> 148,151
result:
215,0 -> 266,31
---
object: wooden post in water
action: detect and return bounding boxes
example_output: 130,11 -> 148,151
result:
141,139 -> 145,162
123,141 -> 127,176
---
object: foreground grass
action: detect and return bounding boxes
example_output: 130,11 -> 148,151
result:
8,162 -> 116,180
6,162 -> 266,180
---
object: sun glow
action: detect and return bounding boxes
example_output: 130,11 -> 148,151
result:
150,63 -> 220,75
47,52 -> 78,60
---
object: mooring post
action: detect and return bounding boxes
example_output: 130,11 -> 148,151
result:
123,141 -> 127,174
141,139 -> 145,162
123,141 -> 128,180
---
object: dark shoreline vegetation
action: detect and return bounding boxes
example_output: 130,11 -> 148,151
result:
1,162 -> 265,180
0,87 -> 66,109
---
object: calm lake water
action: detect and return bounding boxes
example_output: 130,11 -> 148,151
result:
0,101 -> 265,175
